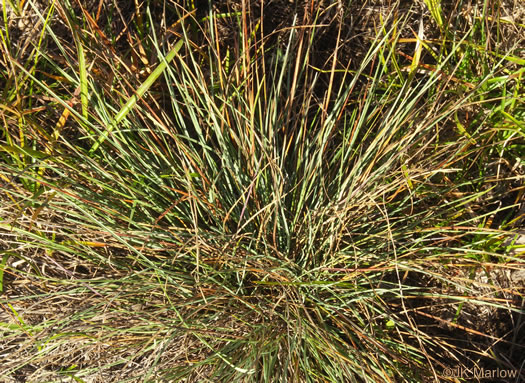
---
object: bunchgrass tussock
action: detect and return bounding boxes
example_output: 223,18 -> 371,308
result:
1,0 -> 524,382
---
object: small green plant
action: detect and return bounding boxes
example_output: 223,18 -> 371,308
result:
1,1 -> 523,382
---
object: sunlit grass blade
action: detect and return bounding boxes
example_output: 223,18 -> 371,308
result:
88,39 -> 184,154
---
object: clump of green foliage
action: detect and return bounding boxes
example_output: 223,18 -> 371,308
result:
1,0 -> 524,382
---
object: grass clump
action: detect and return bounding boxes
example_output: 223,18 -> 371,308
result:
1,0 -> 524,382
